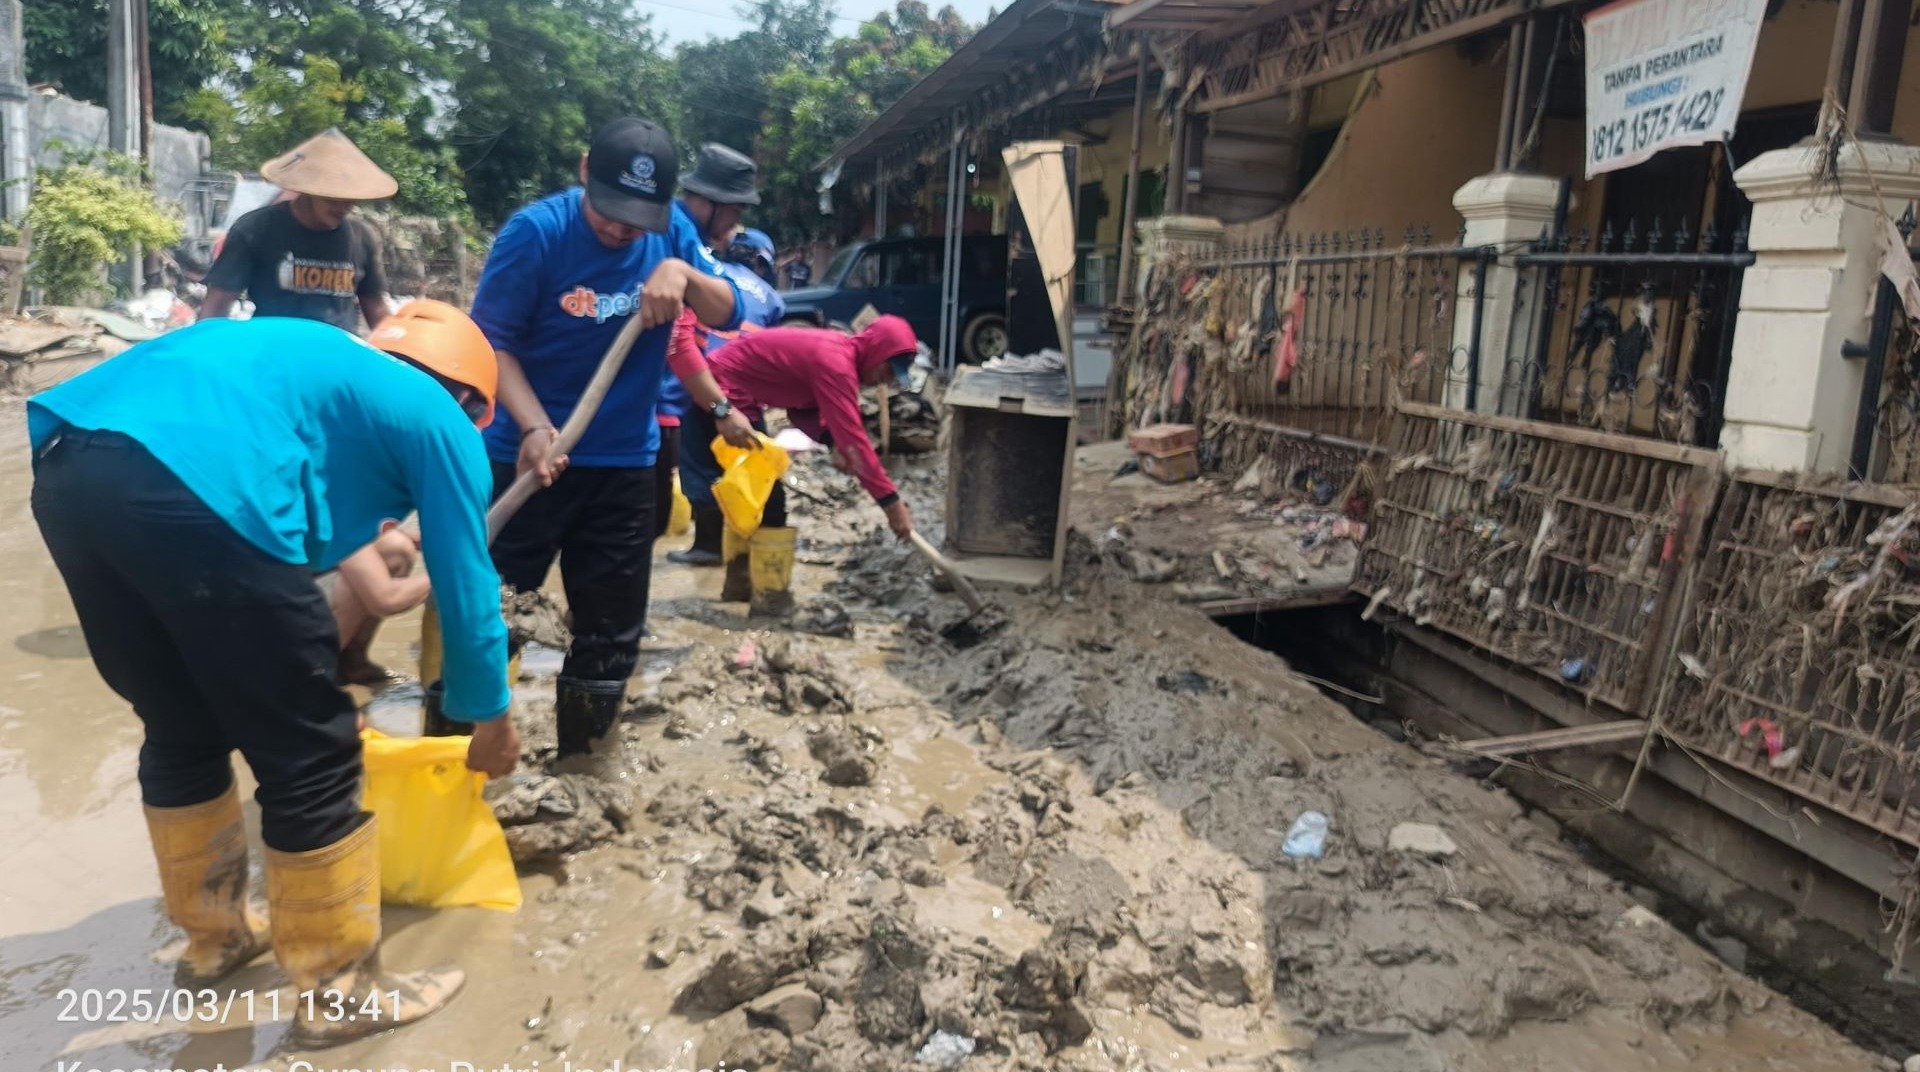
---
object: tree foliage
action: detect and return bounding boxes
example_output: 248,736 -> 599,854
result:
23,0 -> 239,127
20,0 -> 976,242
676,0 -> 837,159
449,0 -> 677,227
758,1 -> 970,239
27,150 -> 184,303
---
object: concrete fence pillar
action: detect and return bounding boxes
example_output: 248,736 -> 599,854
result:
1449,172 -> 1562,414
1133,215 -> 1226,301
1722,141 -> 1920,473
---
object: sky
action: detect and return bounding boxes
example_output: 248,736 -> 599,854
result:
639,0 -> 1003,46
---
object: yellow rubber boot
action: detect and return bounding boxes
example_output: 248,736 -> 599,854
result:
748,526 -> 797,617
266,815 -> 463,1048
144,782 -> 270,986
720,524 -> 752,603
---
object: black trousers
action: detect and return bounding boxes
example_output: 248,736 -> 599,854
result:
32,431 -> 362,853
490,462 -> 655,681
679,413 -> 720,510
654,424 -> 680,540
686,409 -> 786,529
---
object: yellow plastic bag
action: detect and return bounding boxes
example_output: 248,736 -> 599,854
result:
712,433 -> 791,539
360,730 -> 522,911
668,471 -> 693,537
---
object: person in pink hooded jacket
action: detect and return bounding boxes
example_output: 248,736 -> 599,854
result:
668,311 -> 919,607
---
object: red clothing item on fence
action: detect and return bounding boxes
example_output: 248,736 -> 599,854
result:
667,310 -> 916,506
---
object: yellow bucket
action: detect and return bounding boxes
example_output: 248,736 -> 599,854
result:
360,729 -> 522,910
418,599 -> 520,702
749,525 -> 796,593
711,433 -> 791,538
668,471 -> 693,537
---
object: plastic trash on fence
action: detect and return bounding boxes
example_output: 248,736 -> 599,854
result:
360,730 -> 521,911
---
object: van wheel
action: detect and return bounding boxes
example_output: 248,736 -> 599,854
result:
961,314 -> 1009,364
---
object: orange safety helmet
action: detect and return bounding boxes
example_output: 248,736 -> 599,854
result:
369,299 -> 498,427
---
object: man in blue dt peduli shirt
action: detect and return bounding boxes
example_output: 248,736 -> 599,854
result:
469,117 -> 756,774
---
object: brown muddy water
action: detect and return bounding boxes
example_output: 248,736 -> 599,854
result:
0,399 -> 1891,1072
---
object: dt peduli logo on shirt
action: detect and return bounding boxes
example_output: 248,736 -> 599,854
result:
560,284 -> 645,324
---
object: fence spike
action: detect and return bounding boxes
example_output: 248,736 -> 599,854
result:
1623,218 -> 1639,251
1403,223 -> 1417,246
1648,216 -> 1664,252
1574,226 -> 1592,252
1902,202 -> 1918,239
1702,220 -> 1720,251
1375,226 -> 1387,249
1732,216 -> 1750,252
1422,223 -> 1435,245
1600,220 -> 1615,252
1674,216 -> 1692,253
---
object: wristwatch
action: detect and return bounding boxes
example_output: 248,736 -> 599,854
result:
711,399 -> 734,419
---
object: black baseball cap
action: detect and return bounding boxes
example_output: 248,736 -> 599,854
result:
585,117 -> 677,232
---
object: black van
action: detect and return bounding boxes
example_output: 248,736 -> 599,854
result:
781,235 -> 1009,363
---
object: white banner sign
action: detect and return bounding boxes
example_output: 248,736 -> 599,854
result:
1583,0 -> 1768,177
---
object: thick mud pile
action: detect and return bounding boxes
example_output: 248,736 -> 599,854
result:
466,454 -> 1878,1072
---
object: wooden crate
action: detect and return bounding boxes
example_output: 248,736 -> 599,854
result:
1139,448 -> 1198,483
1128,423 -> 1198,457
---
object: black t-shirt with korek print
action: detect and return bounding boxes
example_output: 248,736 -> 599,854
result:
204,201 -> 387,332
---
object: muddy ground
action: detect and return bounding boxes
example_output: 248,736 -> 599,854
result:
0,400 -> 1887,1071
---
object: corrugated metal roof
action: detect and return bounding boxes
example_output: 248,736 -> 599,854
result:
819,0 -> 1126,177
1106,0 -> 1291,34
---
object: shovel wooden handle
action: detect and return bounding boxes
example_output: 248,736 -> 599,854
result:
486,312 -> 648,544
422,312 -> 652,685
906,530 -> 986,614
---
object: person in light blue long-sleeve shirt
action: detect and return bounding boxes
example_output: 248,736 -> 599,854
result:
26,306 -> 514,1043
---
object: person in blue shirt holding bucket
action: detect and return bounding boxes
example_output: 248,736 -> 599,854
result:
470,118 -> 755,776
27,304 -> 517,1047
655,147 -> 783,566
661,202 -> 789,566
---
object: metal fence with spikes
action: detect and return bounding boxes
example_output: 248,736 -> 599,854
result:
1849,205 -> 1920,482
1129,224 -> 1490,445
1504,215 -> 1753,448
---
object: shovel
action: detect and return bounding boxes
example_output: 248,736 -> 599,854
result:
904,530 -> 1004,647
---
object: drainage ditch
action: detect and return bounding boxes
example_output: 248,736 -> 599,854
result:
1217,604 -> 1920,1061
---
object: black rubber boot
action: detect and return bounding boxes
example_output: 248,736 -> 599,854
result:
421,680 -> 460,738
555,675 -> 628,780
668,506 -> 725,567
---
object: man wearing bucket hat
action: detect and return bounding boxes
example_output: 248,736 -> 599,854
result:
678,142 -> 760,253
28,303 -> 519,1046
472,117 -> 752,776
667,310 -> 920,612
664,222 -> 788,568
657,147 -> 777,569
201,128 -> 395,333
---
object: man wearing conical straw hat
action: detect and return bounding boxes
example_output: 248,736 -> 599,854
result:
201,128 -> 395,333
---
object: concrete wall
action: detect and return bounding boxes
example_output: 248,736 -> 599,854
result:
28,90 -> 220,237
1228,47 -> 1510,242
1069,107 -> 1171,248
